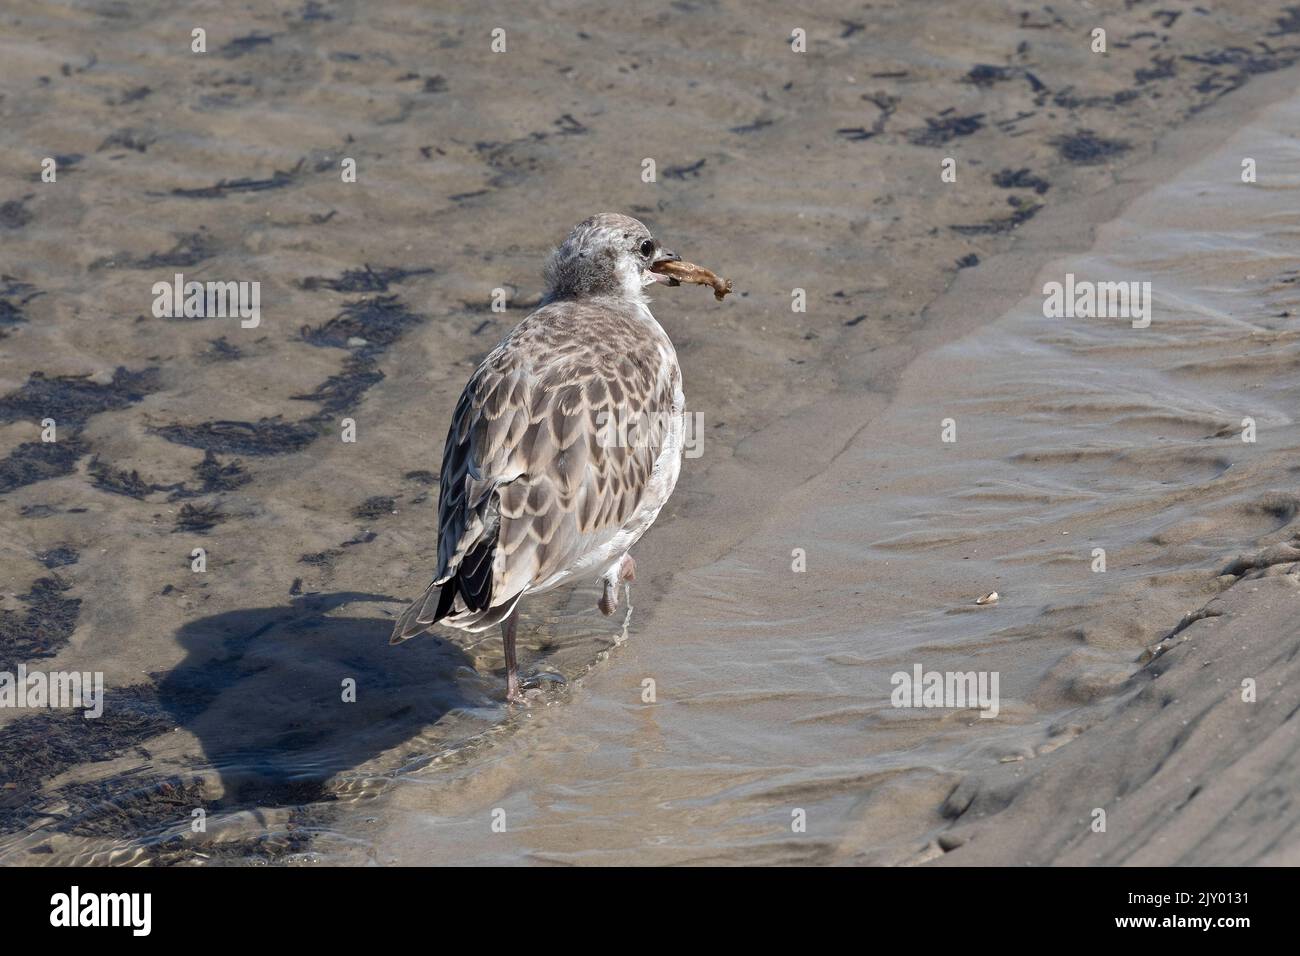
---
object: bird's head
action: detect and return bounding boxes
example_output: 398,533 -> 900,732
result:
542,213 -> 680,304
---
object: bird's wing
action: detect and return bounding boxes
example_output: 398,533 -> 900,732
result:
435,302 -> 678,613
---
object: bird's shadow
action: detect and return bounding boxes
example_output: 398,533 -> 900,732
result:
155,591 -> 486,809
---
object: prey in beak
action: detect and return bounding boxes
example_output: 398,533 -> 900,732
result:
649,252 -> 734,301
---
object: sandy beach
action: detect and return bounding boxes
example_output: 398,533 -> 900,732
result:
2,1 -> 1299,865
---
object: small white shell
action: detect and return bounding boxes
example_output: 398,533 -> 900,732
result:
975,591 -> 999,605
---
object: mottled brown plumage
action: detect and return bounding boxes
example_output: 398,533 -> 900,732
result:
391,214 -> 704,704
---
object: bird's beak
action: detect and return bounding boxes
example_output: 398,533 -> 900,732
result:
647,249 -> 682,284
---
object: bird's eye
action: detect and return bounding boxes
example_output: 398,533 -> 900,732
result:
639,239 -> 655,258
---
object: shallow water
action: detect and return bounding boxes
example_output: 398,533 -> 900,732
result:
2,1 -> 1299,865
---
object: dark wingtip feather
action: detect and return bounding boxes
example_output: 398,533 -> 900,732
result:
391,600 -> 426,643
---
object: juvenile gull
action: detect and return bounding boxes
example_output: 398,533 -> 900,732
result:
391,213 -> 700,704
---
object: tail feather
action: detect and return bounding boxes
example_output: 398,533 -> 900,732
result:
389,580 -> 526,642
391,514 -> 518,644
390,552 -> 520,643
390,577 -> 458,644
390,582 -> 438,643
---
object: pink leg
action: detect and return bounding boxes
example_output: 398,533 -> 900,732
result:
502,607 -> 525,705
598,555 -> 637,615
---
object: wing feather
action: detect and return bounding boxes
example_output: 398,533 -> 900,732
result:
395,300 -> 680,640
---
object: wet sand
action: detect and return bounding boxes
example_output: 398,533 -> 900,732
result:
933,571 -> 1300,866
2,1 -> 1299,864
